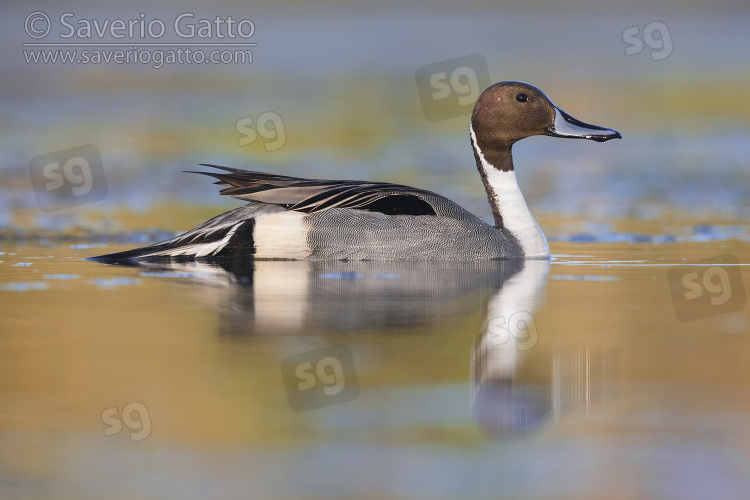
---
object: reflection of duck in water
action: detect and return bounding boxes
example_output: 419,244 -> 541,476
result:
92,82 -> 619,262
471,260 -> 618,436
471,259 -> 551,434
113,258 -> 525,335
102,249 -> 612,436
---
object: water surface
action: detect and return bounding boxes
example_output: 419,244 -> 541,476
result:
1,238 -> 749,500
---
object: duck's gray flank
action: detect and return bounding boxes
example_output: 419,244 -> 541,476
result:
91,81 -> 620,263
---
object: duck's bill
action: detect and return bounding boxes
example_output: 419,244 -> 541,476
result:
545,107 -> 621,142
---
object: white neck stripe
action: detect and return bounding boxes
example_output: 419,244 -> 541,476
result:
470,124 -> 550,258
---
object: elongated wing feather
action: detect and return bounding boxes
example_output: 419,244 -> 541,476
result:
189,164 -> 441,217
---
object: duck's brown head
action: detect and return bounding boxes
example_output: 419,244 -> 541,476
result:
470,81 -> 621,169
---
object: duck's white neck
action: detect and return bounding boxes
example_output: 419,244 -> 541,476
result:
470,125 -> 550,258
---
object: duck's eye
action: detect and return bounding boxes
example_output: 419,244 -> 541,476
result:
516,93 -> 529,102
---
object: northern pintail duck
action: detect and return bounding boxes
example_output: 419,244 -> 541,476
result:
93,81 -> 620,262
